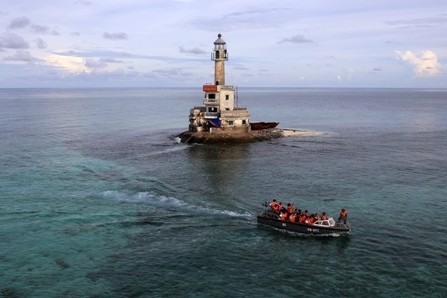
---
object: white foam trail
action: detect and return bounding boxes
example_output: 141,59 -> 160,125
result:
101,190 -> 253,218
146,143 -> 189,157
281,128 -> 332,137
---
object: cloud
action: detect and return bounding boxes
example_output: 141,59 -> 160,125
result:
103,32 -> 128,40
233,65 -> 249,71
179,46 -> 206,55
4,50 -> 41,63
369,67 -> 382,74
152,67 -> 193,78
190,7 -> 293,31
85,58 -> 108,69
53,50 -> 136,60
278,34 -> 314,44
386,14 -> 447,28
43,53 -> 141,74
395,50 -> 440,76
8,16 -> 31,29
86,58 -> 125,69
30,24 -> 49,34
44,54 -> 87,73
76,0 -> 92,5
1,33 -> 30,49
30,24 -> 59,35
7,17 -> 59,35
34,38 -> 47,49
100,58 -> 124,63
51,49 -> 189,63
258,69 -> 270,76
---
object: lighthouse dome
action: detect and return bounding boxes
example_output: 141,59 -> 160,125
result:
214,34 -> 226,45
213,34 -> 227,52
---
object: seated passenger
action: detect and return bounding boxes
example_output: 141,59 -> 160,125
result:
298,214 -> 305,223
279,211 -> 288,220
270,199 -> 280,213
289,212 -> 296,222
307,214 -> 315,224
286,203 -> 294,215
278,202 -> 284,213
321,212 -> 328,220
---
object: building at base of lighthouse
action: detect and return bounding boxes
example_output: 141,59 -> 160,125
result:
188,34 -> 251,134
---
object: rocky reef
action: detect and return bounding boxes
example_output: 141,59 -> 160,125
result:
177,128 -> 312,144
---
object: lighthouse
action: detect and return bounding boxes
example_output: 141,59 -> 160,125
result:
178,34 -> 285,143
188,34 -> 251,134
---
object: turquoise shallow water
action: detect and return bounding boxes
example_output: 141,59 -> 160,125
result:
1,88 -> 446,297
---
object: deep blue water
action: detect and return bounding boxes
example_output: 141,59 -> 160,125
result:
1,88 -> 446,297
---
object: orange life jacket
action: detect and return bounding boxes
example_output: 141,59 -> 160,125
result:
340,210 -> 347,219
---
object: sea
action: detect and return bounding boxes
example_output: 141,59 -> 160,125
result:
0,88 -> 446,297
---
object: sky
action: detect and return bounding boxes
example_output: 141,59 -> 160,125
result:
0,0 -> 446,88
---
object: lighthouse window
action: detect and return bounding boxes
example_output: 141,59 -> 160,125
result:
228,121 -> 234,126
208,107 -> 218,113
208,94 -> 216,99
225,95 -> 229,100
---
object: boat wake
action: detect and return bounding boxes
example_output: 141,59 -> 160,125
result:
280,129 -> 331,137
101,190 -> 253,219
146,142 -> 189,156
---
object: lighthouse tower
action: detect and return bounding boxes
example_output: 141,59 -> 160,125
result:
188,34 -> 250,133
213,33 -> 227,85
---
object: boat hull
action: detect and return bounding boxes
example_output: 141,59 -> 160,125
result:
250,122 -> 279,130
257,213 -> 351,235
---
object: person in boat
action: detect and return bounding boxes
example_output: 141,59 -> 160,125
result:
321,212 -> 328,220
298,213 -> 305,223
307,214 -> 316,224
269,199 -> 280,213
338,208 -> 348,224
279,210 -> 288,221
286,203 -> 294,215
278,202 -> 285,213
289,211 -> 297,222
289,209 -> 300,222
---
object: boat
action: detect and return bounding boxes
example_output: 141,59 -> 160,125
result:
257,209 -> 351,235
250,122 -> 279,130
